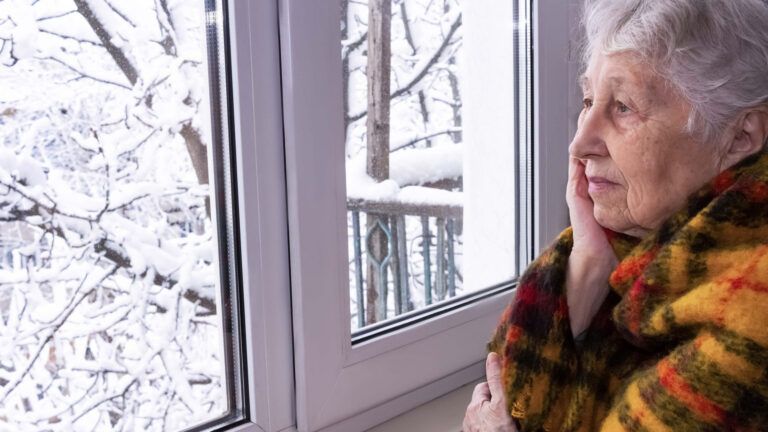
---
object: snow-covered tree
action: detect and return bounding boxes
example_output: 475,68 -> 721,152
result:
0,0 -> 228,430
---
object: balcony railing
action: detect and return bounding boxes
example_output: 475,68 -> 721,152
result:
347,196 -> 462,329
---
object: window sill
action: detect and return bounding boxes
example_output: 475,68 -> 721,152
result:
365,380 -> 482,432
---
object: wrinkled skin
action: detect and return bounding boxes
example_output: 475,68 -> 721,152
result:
570,52 -> 730,238
462,352 -> 516,432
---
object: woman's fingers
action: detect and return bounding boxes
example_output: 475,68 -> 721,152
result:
463,358 -> 517,432
485,352 -> 506,404
567,157 -> 594,222
567,156 -> 613,257
464,382 -> 489,432
472,381 -> 490,404
567,156 -> 586,202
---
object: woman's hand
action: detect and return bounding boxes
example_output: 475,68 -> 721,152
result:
566,157 -> 616,260
565,157 -> 618,337
462,353 -> 517,432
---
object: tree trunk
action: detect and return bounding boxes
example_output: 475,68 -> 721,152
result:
180,123 -> 211,215
365,0 -> 391,325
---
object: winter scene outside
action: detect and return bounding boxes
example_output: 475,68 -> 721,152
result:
0,0 -> 232,431
345,0 -> 520,331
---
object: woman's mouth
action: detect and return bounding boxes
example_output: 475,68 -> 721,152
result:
587,176 -> 619,194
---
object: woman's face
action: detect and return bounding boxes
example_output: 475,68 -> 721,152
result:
569,52 -> 725,237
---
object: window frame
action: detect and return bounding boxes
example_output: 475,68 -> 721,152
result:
533,0 -> 579,250
223,0 -> 580,430
277,1 -> 577,431
224,1 -> 296,431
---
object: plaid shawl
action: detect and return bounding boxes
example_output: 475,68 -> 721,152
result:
488,148 -> 768,431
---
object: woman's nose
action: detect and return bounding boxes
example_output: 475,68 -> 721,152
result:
568,107 -> 609,159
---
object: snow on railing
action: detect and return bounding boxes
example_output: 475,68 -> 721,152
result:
346,144 -> 464,330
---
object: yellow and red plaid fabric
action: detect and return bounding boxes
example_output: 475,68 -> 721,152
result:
489,149 -> 768,431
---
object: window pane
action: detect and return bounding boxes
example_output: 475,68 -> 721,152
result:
343,0 -> 523,332
0,0 -> 244,430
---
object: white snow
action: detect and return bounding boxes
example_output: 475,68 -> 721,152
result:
389,143 -> 463,186
346,144 -> 463,206
6,0 -> 39,59
0,0 -> 228,429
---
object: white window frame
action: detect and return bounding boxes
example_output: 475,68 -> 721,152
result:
276,1 -> 578,431
226,1 -> 295,431
222,0 -> 581,430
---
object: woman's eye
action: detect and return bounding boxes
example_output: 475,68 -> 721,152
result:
616,101 -> 631,113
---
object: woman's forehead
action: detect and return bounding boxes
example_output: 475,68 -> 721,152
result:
580,53 -> 662,95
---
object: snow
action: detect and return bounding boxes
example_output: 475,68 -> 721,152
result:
396,185 -> 464,207
389,143 -> 463,186
346,144 -> 463,205
32,302 -> 61,322
0,147 -> 47,187
7,0 -> 39,60
50,186 -> 105,213
0,0 -> 227,429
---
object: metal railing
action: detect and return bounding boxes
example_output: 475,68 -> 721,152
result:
0,237 -> 28,269
347,198 -> 463,329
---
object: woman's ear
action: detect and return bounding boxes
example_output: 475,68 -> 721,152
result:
721,107 -> 768,168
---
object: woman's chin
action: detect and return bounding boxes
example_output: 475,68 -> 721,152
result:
592,206 -> 648,238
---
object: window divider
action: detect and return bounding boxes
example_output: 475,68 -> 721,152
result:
228,0 -> 295,430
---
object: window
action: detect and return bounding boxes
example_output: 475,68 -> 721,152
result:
280,0 -> 578,430
1,0 -> 578,430
0,0 -> 248,430
343,0 -> 529,334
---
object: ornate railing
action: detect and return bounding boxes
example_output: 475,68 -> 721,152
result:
0,236 -> 27,269
347,198 -> 463,329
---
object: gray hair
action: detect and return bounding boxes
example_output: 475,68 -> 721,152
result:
582,0 -> 768,145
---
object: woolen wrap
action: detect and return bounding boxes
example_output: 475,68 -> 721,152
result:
489,149 -> 768,431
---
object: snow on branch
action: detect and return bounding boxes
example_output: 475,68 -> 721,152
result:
0,1 -> 226,429
72,0 -> 138,85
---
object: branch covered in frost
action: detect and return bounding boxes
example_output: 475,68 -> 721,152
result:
0,163 -> 217,314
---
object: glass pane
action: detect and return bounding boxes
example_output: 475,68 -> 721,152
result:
343,0 -> 526,332
0,1 -> 243,430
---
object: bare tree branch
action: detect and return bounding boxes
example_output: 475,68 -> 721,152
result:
38,10 -> 78,22
342,30 -> 367,58
45,55 -> 131,89
400,1 -> 433,146
390,127 -> 462,152
347,12 -> 462,124
103,0 -> 138,27
154,0 -> 178,56
37,28 -> 102,47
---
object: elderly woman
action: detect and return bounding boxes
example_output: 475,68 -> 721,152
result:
463,0 -> 768,431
